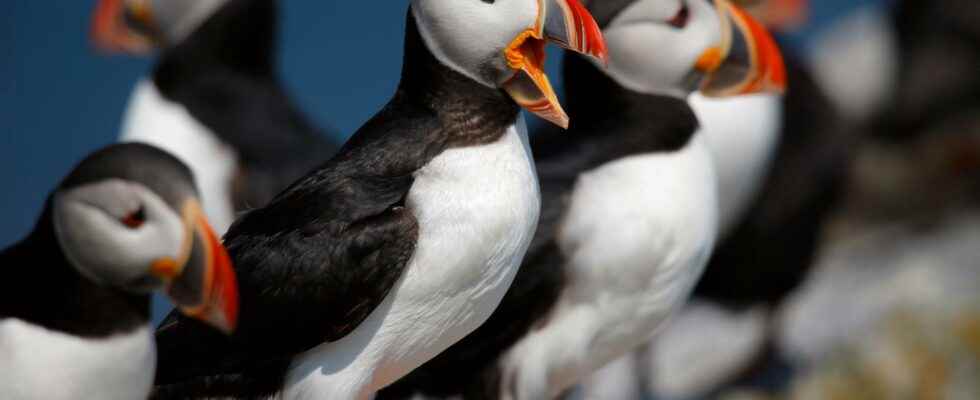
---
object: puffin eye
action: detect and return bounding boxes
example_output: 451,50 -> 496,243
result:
667,4 -> 690,28
120,205 -> 146,229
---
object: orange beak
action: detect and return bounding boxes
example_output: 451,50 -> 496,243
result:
91,0 -> 155,53
698,0 -> 787,97
152,201 -> 239,334
502,0 -> 608,128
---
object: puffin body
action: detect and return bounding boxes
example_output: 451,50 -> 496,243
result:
694,92 -> 783,234
285,118 -> 539,397
93,0 -> 340,233
645,15 -> 847,398
380,0 -> 786,398
151,1 -> 608,398
0,144 -> 237,400
0,321 -> 155,400
501,125 -> 717,400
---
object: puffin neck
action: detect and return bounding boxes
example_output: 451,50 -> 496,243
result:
2,205 -> 151,338
154,0 -> 277,87
562,52 -> 697,134
395,9 -> 521,139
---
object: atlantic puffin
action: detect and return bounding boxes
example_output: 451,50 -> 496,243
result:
378,0 -> 785,398
150,1 -> 607,398
0,143 -> 238,400
91,0 -> 340,233
642,0 -> 851,396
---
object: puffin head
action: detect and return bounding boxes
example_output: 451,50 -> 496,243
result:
588,0 -> 786,98
411,0 -> 608,128
51,143 -> 239,334
90,0 -> 231,53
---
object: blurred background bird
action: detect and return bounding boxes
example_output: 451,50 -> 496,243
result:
91,0 -> 342,234
0,143 -> 238,400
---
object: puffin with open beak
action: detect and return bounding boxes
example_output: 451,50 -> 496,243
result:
150,1 -> 606,399
379,1 -> 785,399
90,0 -> 341,234
0,143 -> 237,400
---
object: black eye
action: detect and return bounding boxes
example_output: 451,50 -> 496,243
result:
121,206 -> 146,229
667,4 -> 690,28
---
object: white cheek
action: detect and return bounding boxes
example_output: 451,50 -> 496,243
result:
411,0 -> 538,87
614,0 -> 684,24
602,25 -> 695,97
601,0 -> 723,97
54,190 -> 185,287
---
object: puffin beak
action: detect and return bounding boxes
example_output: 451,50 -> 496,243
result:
150,200 -> 239,334
91,0 -> 155,53
697,0 -> 787,97
502,0 -> 608,128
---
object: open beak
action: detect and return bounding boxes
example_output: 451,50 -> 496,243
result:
697,0 -> 787,97
502,0 -> 608,128
150,200 -> 239,334
91,0 -> 155,53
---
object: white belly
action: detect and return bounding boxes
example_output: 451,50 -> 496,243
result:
692,93 -> 781,236
119,79 -> 238,234
500,134 -> 719,400
0,319 -> 155,400
283,117 -> 541,399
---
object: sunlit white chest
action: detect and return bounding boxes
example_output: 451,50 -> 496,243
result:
0,319 -> 155,400
692,92 -> 782,236
285,117 -> 541,397
118,79 -> 238,234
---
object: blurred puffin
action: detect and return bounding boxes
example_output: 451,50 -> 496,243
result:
91,0 -> 341,233
149,0 -> 607,398
379,0 -> 785,399
0,143 -> 238,400
639,0 -> 851,397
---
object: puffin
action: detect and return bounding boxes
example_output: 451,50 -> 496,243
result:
0,143 -> 238,400
637,1 -> 853,397
150,0 -> 607,398
91,0 -> 341,233
378,0 -> 786,399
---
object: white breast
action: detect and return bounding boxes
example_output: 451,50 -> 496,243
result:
283,117 -> 541,399
0,319 -> 155,400
118,79 -> 238,234
692,92 -> 782,237
500,134 -> 719,400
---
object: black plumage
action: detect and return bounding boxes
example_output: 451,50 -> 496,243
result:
152,0 -> 340,210
378,52 -> 700,400
877,0 -> 980,141
0,208 -> 151,338
152,12 -> 521,399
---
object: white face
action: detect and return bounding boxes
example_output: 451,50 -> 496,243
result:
126,0 -> 230,45
53,179 -> 187,291
601,0 -> 722,97
411,0 -> 541,87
